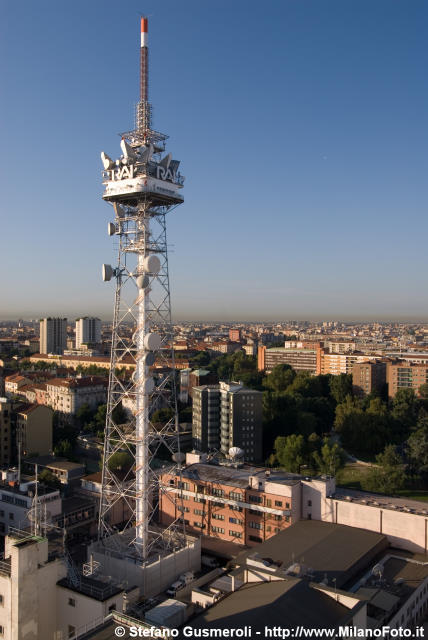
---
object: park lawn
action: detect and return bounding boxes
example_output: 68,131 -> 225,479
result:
336,464 -> 373,490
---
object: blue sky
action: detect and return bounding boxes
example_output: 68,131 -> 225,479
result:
1,0 -> 427,321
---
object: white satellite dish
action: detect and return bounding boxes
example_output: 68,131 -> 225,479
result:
102,264 -> 114,282
143,255 -> 161,275
107,222 -> 116,236
139,144 -> 154,163
229,447 -> 244,459
144,333 -> 161,351
120,138 -> 137,162
101,151 -> 114,170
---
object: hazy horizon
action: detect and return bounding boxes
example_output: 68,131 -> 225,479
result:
2,1 -> 427,321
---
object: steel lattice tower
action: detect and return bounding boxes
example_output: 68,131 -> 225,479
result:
98,17 -> 186,561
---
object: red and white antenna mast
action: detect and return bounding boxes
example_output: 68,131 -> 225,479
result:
137,17 -> 152,139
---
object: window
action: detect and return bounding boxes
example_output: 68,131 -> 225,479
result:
68,598 -> 76,607
68,626 -> 76,639
212,513 -> 225,520
194,497 -> 206,504
194,509 -> 204,516
212,488 -> 224,497
108,603 -> 116,613
285,502 -> 290,509
211,526 -> 225,534
9,514 -> 13,521
265,499 -> 271,507
178,506 -> 190,513
249,495 -> 262,504
307,500 -> 312,507
229,517 -> 241,524
230,505 -> 243,512
229,491 -> 241,501
249,521 -> 262,530
249,535 -> 262,543
193,522 -> 205,528
274,500 -> 282,507
229,530 -> 242,538
274,515 -> 282,521
178,481 -> 190,490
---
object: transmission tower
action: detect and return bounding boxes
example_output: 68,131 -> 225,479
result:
98,17 -> 186,562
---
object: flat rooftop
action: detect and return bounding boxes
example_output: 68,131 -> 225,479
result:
185,578 -> 352,633
182,463 -> 303,488
234,520 -> 388,589
334,487 -> 428,518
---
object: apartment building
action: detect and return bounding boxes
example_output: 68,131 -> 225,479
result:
45,376 -> 107,414
320,351 -> 377,376
192,382 -> 263,463
0,399 -> 11,466
192,385 -> 221,452
386,362 -> 428,398
15,404 -> 53,457
75,317 -> 101,349
352,361 -> 387,396
0,475 -> 61,534
258,345 -> 321,374
4,374 -> 31,396
160,455 -> 303,546
39,317 -> 67,355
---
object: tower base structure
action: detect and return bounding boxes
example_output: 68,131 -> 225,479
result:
89,528 -> 201,597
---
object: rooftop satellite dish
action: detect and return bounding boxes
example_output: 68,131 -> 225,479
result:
120,138 -> 137,162
107,222 -> 116,236
140,144 -> 154,163
102,264 -> 114,282
372,564 -> 384,579
101,151 -> 114,170
229,447 -> 244,459
159,153 -> 172,169
172,452 -> 186,464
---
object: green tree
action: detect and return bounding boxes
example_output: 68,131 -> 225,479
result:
76,403 -> 94,429
329,374 -> 353,404
152,408 -> 174,424
264,364 -> 295,393
418,384 -> 428,400
274,434 -> 308,474
391,389 -> 418,431
362,445 -> 407,494
39,468 -> 61,489
54,439 -> 72,458
108,451 -> 133,472
312,439 -> 345,476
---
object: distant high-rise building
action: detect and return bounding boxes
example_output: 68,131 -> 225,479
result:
39,318 -> 67,355
192,382 -> 263,462
75,317 -> 101,349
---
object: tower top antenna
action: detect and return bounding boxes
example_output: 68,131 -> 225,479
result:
138,16 -> 151,137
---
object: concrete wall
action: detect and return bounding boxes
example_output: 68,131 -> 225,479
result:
90,537 -> 201,597
56,584 -> 123,640
325,498 -> 428,553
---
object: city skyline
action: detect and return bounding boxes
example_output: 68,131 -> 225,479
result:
1,0 -> 427,321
